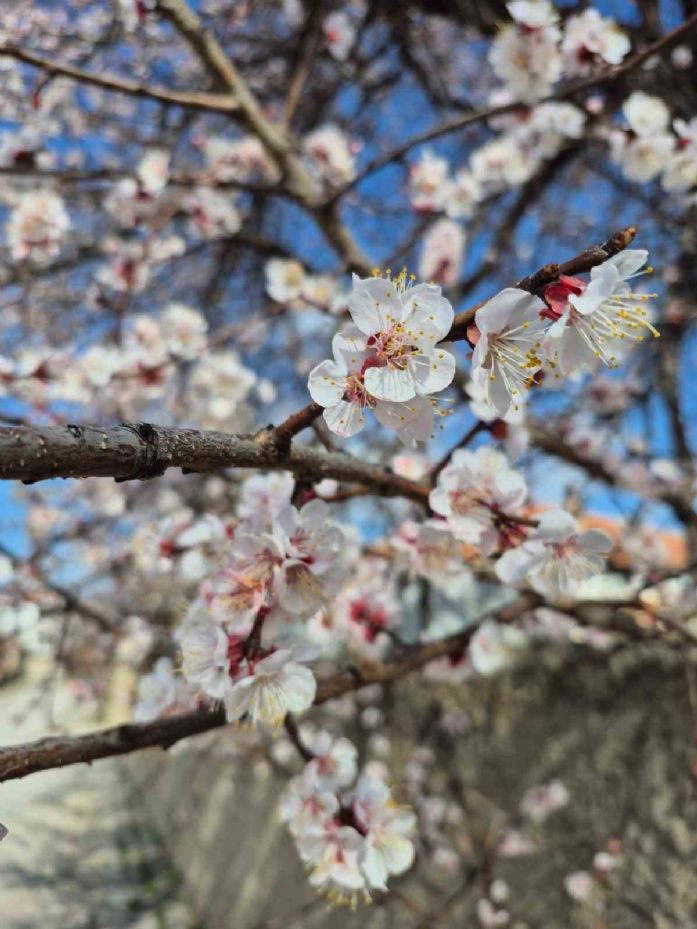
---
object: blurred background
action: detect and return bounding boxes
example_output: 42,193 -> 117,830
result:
0,0 -> 696,926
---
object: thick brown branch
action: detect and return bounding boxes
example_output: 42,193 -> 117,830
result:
0,421 -> 429,501
154,0 -> 372,275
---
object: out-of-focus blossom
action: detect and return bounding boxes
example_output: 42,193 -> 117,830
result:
562,9 -> 630,75
496,510 -> 612,598
419,218 -> 465,287
7,191 -> 70,262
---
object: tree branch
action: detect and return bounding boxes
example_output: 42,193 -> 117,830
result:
0,593 -> 539,784
332,11 -> 697,200
0,421 -> 429,501
446,226 -> 637,342
0,44 -> 239,113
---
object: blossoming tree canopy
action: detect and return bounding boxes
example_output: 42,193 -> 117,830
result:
0,0 -> 696,919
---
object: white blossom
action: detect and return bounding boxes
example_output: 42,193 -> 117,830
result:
180,612 -> 232,700
308,273 -> 455,443
323,10 -> 355,61
185,186 -> 241,239
161,303 -> 208,360
496,510 -> 612,598
137,148 -> 170,194
623,92 -> 670,137
409,150 -> 450,211
418,218 -> 465,287
303,124 -> 356,186
613,132 -> 675,182
265,257 -> 306,303
470,620 -> 527,676
507,0 -> 558,28
489,17 -> 562,104
429,446 -> 528,554
304,732 -> 359,791
352,773 -> 416,891
298,820 -> 368,904
7,190 -> 70,262
543,249 -> 658,373
202,134 -> 279,182
346,272 -> 455,403
470,288 -> 546,417
562,9 -> 630,75
662,148 -> 697,193
520,779 -> 570,822
273,499 -> 348,617
237,472 -> 294,532
224,649 -> 317,728
564,870 -> 595,903
444,168 -> 482,218
477,898 -> 510,927
134,657 -> 188,722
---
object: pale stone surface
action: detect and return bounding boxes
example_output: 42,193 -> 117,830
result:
0,672 -> 200,929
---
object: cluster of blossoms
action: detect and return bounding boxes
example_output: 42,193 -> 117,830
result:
5,189 -> 70,263
175,496 -> 348,728
322,10 -> 356,62
609,92 -> 697,198
467,249 -> 658,418
1,301 -> 258,427
308,271 -> 456,443
490,1 -> 629,103
303,123 -> 357,188
564,842 -> 623,904
404,0 -> 625,225
104,147 -> 243,241
408,97 -> 587,216
495,511 -> 613,599
429,447 -> 613,598
307,250 -> 656,444
201,121 -> 356,193
407,104 -> 587,282
281,733 -> 416,904
264,257 -> 343,314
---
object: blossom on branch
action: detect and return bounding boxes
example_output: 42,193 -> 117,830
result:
282,743 -> 416,905
224,649 -> 317,729
542,248 -> 658,373
469,288 -> 546,418
429,446 -> 528,554
561,8 -> 630,75
495,510 -> 612,597
489,2 -> 562,104
308,272 -> 456,443
7,190 -> 70,262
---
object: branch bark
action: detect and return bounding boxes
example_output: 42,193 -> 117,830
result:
0,421 -> 429,500
0,44 -> 239,113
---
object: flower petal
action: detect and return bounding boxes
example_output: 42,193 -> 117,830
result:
411,347 -> 456,395
348,275 -> 403,334
365,363 -> 417,402
308,360 -> 346,407
476,288 -> 544,335
323,399 -> 367,437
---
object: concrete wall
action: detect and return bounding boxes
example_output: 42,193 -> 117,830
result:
129,640 -> 697,928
